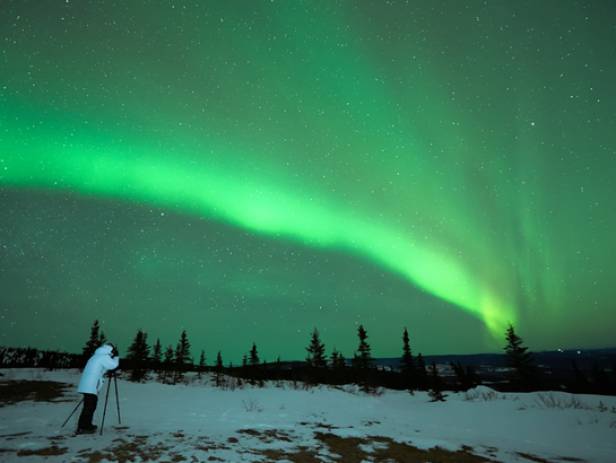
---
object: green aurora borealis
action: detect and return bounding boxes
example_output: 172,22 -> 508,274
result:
1,1 -> 615,362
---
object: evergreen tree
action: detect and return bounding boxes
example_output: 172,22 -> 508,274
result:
400,327 -> 415,391
82,320 -> 102,361
504,324 -> 536,389
197,350 -> 206,379
126,329 -> 150,382
160,345 -> 174,383
248,342 -> 260,386
352,324 -> 373,369
428,362 -> 446,401
305,328 -> 327,368
215,351 -> 224,387
98,330 -> 107,346
330,348 -> 346,370
416,353 -> 428,389
174,330 -> 192,384
450,361 -> 479,391
152,338 -> 162,371
249,342 -> 260,366
330,349 -> 340,369
242,354 -> 247,368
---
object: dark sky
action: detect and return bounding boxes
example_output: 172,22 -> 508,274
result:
1,1 -> 615,364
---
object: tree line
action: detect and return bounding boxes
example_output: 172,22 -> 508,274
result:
2,321 -> 615,397
78,320 -> 616,397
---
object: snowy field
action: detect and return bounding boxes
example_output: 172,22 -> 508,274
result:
1,369 -> 616,462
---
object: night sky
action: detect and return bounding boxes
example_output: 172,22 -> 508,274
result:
1,1 -> 615,364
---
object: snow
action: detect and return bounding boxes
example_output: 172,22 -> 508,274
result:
1,368 -> 616,462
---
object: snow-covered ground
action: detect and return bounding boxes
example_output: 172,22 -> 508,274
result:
1,368 -> 615,462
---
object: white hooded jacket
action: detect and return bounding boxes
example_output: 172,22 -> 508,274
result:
78,344 -> 120,395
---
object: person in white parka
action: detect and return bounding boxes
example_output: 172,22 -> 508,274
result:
77,343 -> 120,434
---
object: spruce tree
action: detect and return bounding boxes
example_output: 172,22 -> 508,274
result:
305,328 -> 327,368
197,350 -> 206,379
215,351 -> 224,387
416,353 -> 428,389
82,320 -> 102,361
504,324 -> 536,389
352,324 -> 373,369
428,363 -> 446,401
98,330 -> 107,346
174,330 -> 192,384
248,342 -> 260,386
152,338 -> 162,371
249,342 -> 259,366
450,361 -> 479,391
400,327 -> 415,391
127,329 -> 150,382
161,345 -> 174,383
330,348 -> 346,370
330,349 -> 340,369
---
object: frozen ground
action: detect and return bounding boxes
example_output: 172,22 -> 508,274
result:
1,368 -> 615,462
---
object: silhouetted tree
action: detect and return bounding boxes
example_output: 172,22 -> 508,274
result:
416,353 -> 428,389
215,351 -> 224,387
82,320 -> 102,362
249,342 -> 260,366
450,361 -> 480,391
504,324 -> 537,390
400,327 -> 415,392
428,363 -> 446,401
248,342 -> 261,386
197,350 -> 206,379
306,328 -> 327,368
152,338 -> 162,371
352,324 -> 373,370
174,330 -> 192,384
160,345 -> 174,383
98,330 -> 107,346
127,329 -> 150,382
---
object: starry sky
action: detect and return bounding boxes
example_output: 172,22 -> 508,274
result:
1,1 -> 615,364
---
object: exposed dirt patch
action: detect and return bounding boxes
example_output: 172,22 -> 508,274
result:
16,445 -> 68,457
516,452 -> 586,463
236,428 -> 294,443
315,431 -> 499,463
0,380 -> 72,406
515,452 -> 553,462
78,435 -> 171,463
299,421 -> 343,430
255,446 -> 323,463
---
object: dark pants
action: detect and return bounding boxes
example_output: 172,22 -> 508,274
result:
78,393 -> 98,429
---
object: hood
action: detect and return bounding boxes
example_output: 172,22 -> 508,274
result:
94,344 -> 113,356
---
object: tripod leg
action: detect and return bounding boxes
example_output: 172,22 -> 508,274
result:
99,375 -> 112,435
61,398 -> 83,428
114,374 -> 121,425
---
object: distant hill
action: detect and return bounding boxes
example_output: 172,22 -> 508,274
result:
271,347 -> 616,373
374,347 -> 616,374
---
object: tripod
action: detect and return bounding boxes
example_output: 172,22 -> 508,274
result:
100,370 -> 121,435
61,371 -> 121,434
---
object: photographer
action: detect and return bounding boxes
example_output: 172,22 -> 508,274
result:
76,343 -> 120,434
